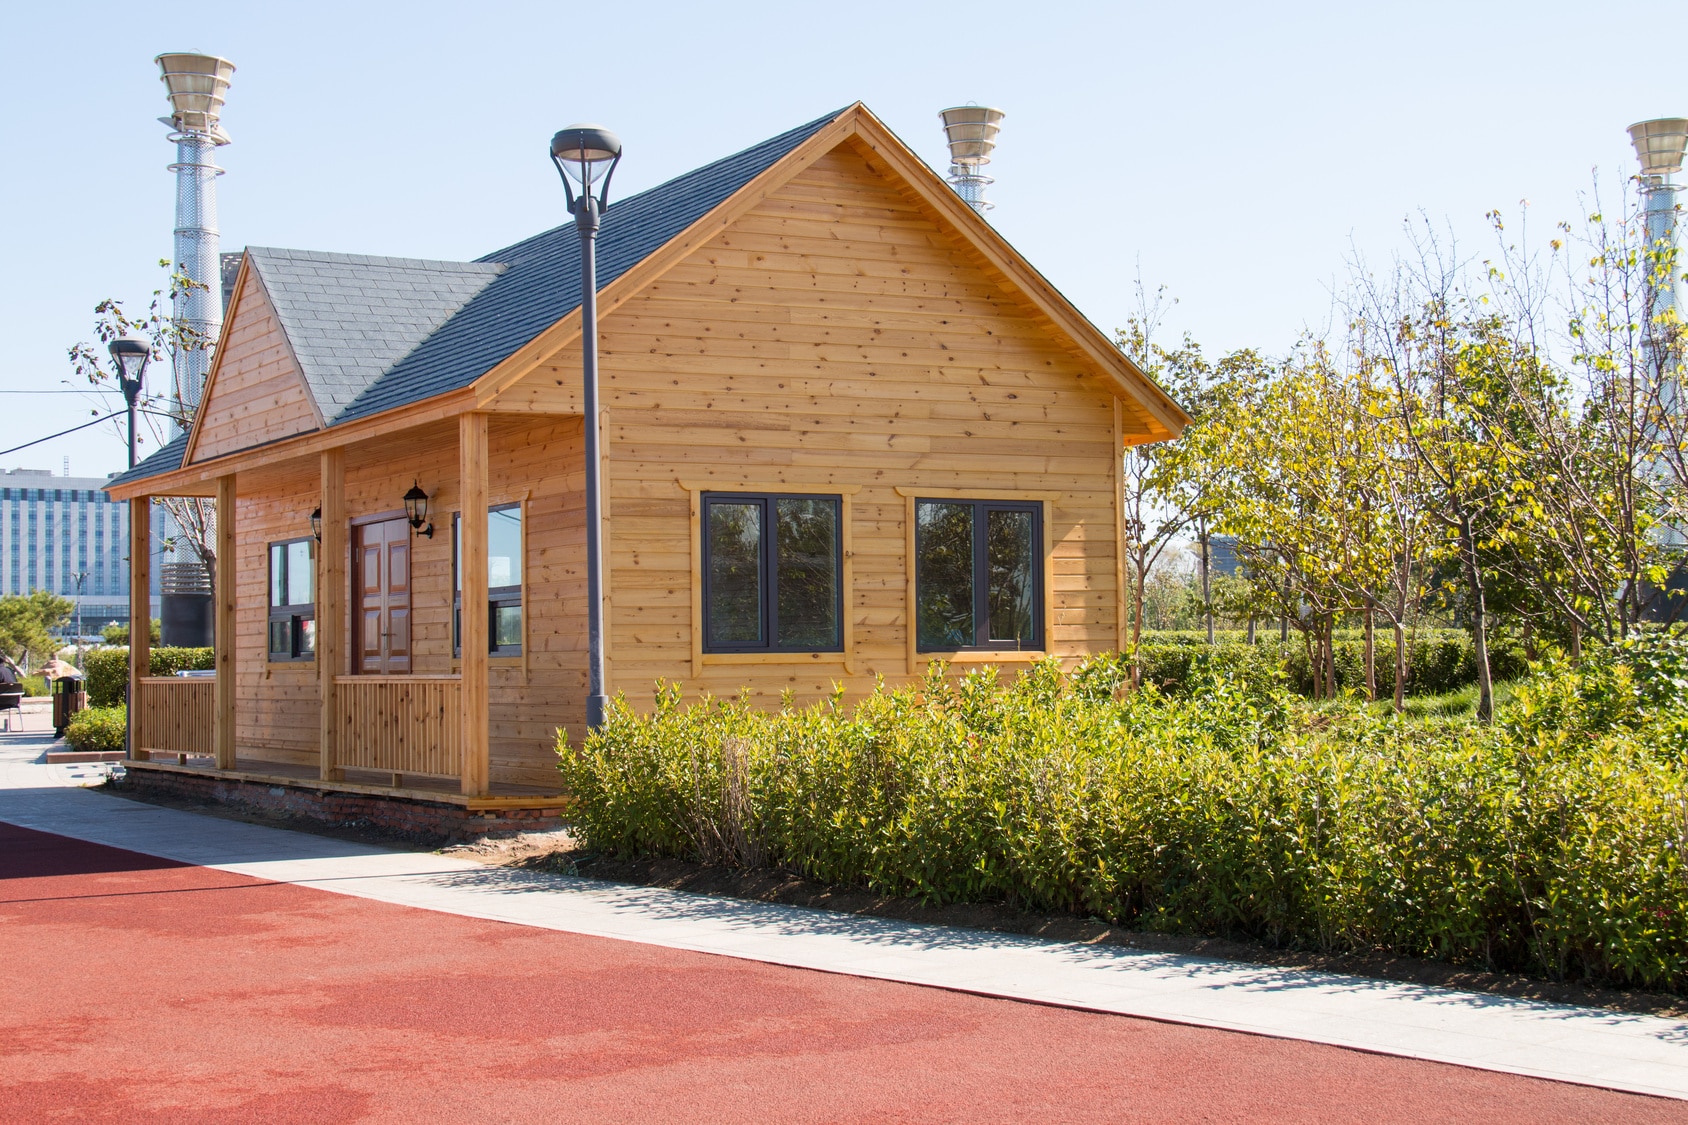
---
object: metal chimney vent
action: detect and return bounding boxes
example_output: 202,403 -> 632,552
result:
939,105 -> 1005,213
1629,118 -> 1688,178
154,52 -> 234,431
157,53 -> 236,142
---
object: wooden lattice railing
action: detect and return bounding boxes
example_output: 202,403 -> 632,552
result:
334,675 -> 461,779
135,677 -> 215,759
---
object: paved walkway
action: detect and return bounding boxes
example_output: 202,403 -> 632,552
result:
4,737 -> 1688,1105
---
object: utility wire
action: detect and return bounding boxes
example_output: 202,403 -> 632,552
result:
0,411 -> 127,457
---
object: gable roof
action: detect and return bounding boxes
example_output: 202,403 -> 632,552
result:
247,248 -> 505,423
111,103 -> 1186,494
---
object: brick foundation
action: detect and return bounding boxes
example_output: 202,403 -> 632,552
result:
113,766 -> 568,844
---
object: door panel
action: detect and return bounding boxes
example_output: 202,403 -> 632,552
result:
353,518 -> 414,675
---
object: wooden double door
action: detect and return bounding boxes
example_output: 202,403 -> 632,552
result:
355,517 -> 412,675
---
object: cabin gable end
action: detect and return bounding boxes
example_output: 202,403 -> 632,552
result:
186,262 -> 322,464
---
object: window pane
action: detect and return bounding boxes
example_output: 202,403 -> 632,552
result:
268,618 -> 291,655
489,506 -> 522,589
494,604 -> 522,650
775,498 -> 839,649
986,509 -> 1036,645
297,616 -> 316,656
916,502 -> 974,650
454,515 -> 462,593
707,501 -> 763,646
286,541 -> 313,606
269,544 -> 285,608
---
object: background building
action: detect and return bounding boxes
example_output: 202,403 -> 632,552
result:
1,466 -> 153,636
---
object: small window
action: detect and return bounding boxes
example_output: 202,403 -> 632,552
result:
267,538 -> 315,661
915,499 -> 1042,652
454,503 -> 523,656
703,493 -> 842,653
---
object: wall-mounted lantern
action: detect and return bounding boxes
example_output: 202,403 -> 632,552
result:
309,507 -> 322,544
403,481 -> 434,538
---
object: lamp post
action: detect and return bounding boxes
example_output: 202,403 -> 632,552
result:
550,124 -> 622,731
73,572 -> 87,671
108,335 -> 152,470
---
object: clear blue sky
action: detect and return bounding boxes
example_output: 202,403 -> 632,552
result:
4,0 -> 1683,479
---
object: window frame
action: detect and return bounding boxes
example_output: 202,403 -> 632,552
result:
912,497 -> 1046,654
453,502 -> 525,658
700,491 -> 845,656
266,536 -> 316,663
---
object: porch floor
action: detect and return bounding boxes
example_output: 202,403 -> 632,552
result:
127,754 -> 567,810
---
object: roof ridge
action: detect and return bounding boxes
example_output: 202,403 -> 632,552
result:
246,245 -> 504,274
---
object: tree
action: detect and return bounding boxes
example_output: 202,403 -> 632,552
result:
1348,225 -> 1527,720
68,262 -> 219,595
102,619 -> 161,647
1210,343 -> 1369,699
0,592 -> 74,669
1117,287 -> 1262,682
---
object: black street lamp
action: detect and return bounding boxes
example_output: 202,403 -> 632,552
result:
550,123 -> 622,731
108,335 -> 152,469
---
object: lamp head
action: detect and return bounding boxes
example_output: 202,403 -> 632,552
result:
107,335 -> 152,388
402,481 -> 434,538
550,124 -> 623,210
310,507 -> 322,544
550,124 -> 622,181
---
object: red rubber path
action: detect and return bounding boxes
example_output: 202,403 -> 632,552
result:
2,821 -> 1683,1124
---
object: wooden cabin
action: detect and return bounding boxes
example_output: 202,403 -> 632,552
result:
105,103 -> 1187,809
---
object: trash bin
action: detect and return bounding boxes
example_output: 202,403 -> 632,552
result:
52,675 -> 86,738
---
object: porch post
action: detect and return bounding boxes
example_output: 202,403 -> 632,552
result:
214,475 -> 237,770
127,495 -> 151,761
318,448 -> 345,781
459,412 -> 490,797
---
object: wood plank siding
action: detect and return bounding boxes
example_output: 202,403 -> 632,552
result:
497,142 -> 1125,708
189,267 -> 320,462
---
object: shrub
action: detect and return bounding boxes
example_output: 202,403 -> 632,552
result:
20,674 -> 47,697
559,649 -> 1688,991
82,647 -> 215,707
64,705 -> 126,754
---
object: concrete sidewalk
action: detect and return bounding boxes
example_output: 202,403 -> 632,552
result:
3,741 -> 1687,1102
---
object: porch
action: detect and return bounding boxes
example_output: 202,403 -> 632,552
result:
120,410 -> 580,809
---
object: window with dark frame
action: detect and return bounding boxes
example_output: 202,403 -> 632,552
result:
915,499 -> 1042,652
702,492 -> 843,653
267,538 -> 316,661
453,503 -> 523,657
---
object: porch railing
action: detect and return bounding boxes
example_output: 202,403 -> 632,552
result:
335,675 -> 461,779
135,676 -> 216,759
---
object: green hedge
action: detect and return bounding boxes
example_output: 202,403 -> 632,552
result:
1131,631 -> 1526,698
558,645 -> 1688,991
82,647 -> 215,707
64,705 -> 126,754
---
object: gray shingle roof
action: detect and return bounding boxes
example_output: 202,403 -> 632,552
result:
104,106 -> 845,491
106,432 -> 191,489
248,249 -> 505,421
